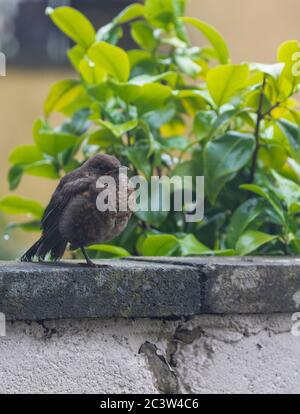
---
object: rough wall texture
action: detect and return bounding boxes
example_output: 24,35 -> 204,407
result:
0,314 -> 299,394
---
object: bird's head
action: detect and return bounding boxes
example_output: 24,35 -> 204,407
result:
85,154 -> 123,175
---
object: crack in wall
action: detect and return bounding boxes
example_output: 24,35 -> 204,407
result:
139,341 -> 179,394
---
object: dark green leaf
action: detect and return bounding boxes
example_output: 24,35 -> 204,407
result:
204,131 -> 255,204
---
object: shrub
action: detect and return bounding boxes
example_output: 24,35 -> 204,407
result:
2,0 -> 300,258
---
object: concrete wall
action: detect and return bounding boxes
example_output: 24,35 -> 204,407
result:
0,314 -> 299,394
1,258 -> 300,394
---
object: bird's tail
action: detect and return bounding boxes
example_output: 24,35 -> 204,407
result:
50,239 -> 68,261
20,233 -> 67,262
20,237 -> 43,262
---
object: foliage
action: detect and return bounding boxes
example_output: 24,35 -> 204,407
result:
2,0 -> 300,258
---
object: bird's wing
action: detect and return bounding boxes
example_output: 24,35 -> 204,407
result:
41,176 -> 95,233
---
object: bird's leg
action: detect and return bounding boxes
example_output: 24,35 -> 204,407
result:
81,247 -> 97,267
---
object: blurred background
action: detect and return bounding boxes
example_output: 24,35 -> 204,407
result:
0,0 -> 300,259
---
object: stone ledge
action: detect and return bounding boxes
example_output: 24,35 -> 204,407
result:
0,258 -> 299,320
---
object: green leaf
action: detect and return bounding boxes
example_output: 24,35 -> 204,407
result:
8,165 -> 23,190
249,62 -> 284,79
96,119 -> 138,138
0,195 -> 44,218
33,119 -> 80,157
46,6 -> 95,49
236,230 -> 277,256
226,199 -> 264,249
108,81 -> 141,104
277,119 -> 300,156
131,21 -> 158,51
207,64 -> 249,107
88,129 -> 120,148
182,17 -> 230,64
88,41 -> 130,82
142,234 -> 179,256
87,244 -> 130,258
159,136 -> 188,150
5,221 -> 41,234
133,83 -> 172,114
204,131 -> 255,204
96,23 -> 123,45
272,171 -> 300,214
44,80 -> 84,116
277,40 -> 300,93
24,161 -> 59,179
174,54 -> 201,77
179,234 -> 211,256
240,184 -> 285,223
67,45 -> 85,70
143,102 -> 177,129
193,110 -> 217,140
79,59 -> 106,85
145,0 -> 174,27
126,144 -> 152,177
114,3 -> 145,24
9,145 -> 43,165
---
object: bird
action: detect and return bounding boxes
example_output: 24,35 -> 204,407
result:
20,154 -> 132,267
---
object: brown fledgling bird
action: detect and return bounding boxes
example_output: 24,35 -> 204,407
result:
21,154 -> 132,267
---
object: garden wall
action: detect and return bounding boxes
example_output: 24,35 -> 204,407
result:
0,258 -> 299,394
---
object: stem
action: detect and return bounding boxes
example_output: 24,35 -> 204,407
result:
261,101 -> 281,118
249,75 -> 267,183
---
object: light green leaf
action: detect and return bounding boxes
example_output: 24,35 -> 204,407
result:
79,59 -> 106,85
236,230 -> 277,256
204,131 -> 255,204
207,64 -> 249,107
133,83 -> 172,114
67,45 -> 85,70
33,119 -> 80,157
87,244 -> 130,258
179,234 -> 211,256
24,161 -> 59,179
182,17 -> 230,64
96,119 -> 138,138
109,82 -> 141,103
88,41 -> 130,82
9,145 -> 43,165
46,6 -> 95,49
142,234 -> 179,256
145,0 -> 174,27
277,40 -> 300,93
114,3 -> 145,24
44,80 -> 84,116
129,71 -> 177,87
0,195 -> 44,218
131,21 -> 158,51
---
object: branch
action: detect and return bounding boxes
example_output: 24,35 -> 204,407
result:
249,75 -> 267,183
